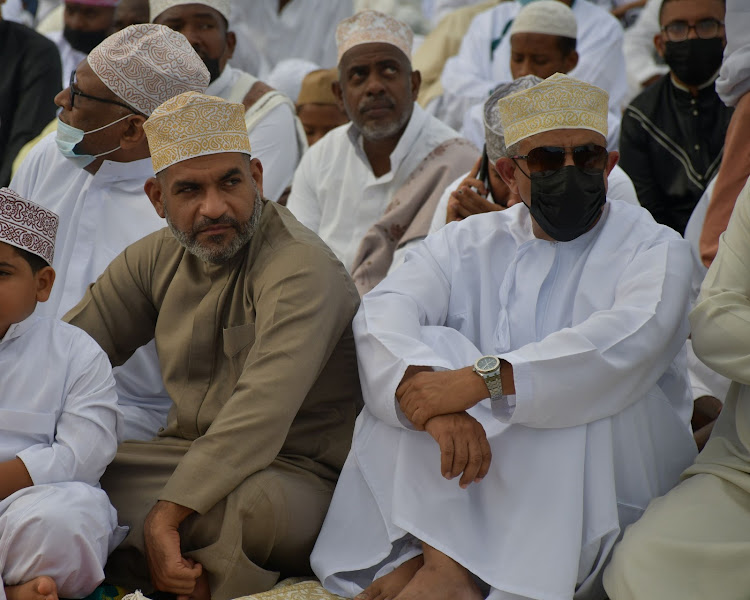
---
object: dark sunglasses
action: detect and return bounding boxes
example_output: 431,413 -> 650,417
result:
512,144 -> 608,175
69,70 -> 140,113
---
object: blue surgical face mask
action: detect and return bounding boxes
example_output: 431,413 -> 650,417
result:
55,114 -> 132,168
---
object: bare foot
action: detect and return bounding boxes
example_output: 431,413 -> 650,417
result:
5,576 -> 58,600
355,555 -> 424,600
394,544 -> 482,600
176,571 -> 211,600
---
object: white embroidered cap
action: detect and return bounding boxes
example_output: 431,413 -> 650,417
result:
144,91 -> 251,173
149,0 -> 230,22
497,73 -> 608,147
87,23 -> 210,116
483,75 -> 543,162
0,188 -> 59,266
336,10 -> 413,64
510,0 -> 578,40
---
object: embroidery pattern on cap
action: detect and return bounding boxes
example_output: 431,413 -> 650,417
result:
0,189 -> 59,265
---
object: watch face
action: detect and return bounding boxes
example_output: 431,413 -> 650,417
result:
476,356 -> 500,373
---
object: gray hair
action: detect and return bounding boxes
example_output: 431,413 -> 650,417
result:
483,75 -> 543,163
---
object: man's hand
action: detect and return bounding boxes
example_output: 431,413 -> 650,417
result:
397,367 -> 488,430
143,500 -> 201,596
446,157 -> 509,224
424,412 -> 492,488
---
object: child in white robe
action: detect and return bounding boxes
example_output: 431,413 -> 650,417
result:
0,188 -> 126,600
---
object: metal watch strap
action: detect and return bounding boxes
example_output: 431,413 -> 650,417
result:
484,371 -> 503,400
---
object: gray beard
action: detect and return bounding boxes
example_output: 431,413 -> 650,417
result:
166,186 -> 264,265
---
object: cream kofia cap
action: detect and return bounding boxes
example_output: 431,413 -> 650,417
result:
497,73 -> 608,147
336,10 -> 413,64
0,188 -> 58,266
509,0 -> 577,40
88,24 -> 209,116
483,75 -> 543,162
149,0 -> 231,22
144,91 -> 251,173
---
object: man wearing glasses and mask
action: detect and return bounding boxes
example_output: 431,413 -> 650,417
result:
619,0 -> 731,235
10,23 -> 209,442
310,73 -> 698,600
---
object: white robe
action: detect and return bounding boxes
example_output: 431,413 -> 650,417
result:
10,135 -> 171,441
0,316 -> 126,600
206,65 -> 303,203
439,0 -> 627,129
311,200 -> 697,600
286,103 -> 467,273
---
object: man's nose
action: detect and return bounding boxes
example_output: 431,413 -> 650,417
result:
563,149 -> 576,167
516,59 -> 532,78
364,73 -> 386,96
200,189 -> 228,219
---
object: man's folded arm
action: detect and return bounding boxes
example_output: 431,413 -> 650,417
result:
159,245 -> 360,515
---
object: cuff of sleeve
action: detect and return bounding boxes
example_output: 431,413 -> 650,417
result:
159,458 -> 237,515
496,352 -> 533,424
16,447 -> 52,485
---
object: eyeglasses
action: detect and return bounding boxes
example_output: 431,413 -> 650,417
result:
661,18 -> 724,42
68,70 -> 140,113
512,144 -> 608,176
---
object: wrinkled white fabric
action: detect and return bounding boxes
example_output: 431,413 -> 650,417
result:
11,135 -> 171,441
312,199 -> 697,600
715,0 -> 750,107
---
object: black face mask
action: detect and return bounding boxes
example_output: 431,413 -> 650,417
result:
664,38 -> 724,87
525,166 -> 606,242
63,25 -> 108,54
202,57 -> 223,83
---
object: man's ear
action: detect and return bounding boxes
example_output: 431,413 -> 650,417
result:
248,157 -> 264,197
654,32 -> 666,58
564,50 -> 579,73
144,176 -> 166,218
225,31 -> 237,60
410,69 -> 422,100
34,266 -> 56,303
332,79 -> 346,114
119,115 -> 147,150
495,158 -> 520,195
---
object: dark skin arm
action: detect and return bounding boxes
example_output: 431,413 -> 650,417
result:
396,363 -> 516,488
0,458 -> 33,501
144,500 -> 201,599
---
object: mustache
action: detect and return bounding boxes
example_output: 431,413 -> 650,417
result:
193,215 -> 239,235
358,96 -> 396,114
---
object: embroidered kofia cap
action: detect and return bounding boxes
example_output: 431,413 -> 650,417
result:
483,75 -> 543,162
87,23 -> 209,117
149,0 -> 231,22
65,0 -> 119,6
0,188 -> 58,266
144,91 -> 251,173
509,0 -> 578,40
497,73 -> 609,147
336,10 -> 413,64
297,68 -> 340,105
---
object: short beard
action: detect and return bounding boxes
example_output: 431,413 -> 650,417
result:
165,184 -> 263,265
346,95 -> 412,142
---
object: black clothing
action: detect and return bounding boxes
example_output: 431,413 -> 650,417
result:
619,74 -> 733,235
0,19 -> 62,186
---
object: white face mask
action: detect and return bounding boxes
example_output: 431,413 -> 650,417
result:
55,113 -> 132,168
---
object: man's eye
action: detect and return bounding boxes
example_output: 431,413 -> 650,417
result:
177,186 -> 196,194
225,178 -> 241,186
383,66 -> 397,75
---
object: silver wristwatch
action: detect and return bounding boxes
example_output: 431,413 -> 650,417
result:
473,355 -> 503,401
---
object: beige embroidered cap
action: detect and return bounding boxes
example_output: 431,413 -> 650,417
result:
509,0 -> 577,40
0,188 -> 58,266
336,10 -> 413,64
497,73 -> 608,147
144,91 -> 251,173
297,68 -> 339,105
484,75 -> 543,162
87,24 -> 209,116
149,0 -> 231,22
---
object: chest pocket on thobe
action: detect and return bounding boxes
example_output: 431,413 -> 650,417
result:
223,322 -> 256,378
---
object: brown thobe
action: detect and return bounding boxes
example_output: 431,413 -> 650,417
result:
65,200 -> 361,599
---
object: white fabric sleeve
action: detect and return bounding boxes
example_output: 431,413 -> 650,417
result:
17,337 -> 121,486
249,102 -> 299,203
353,235 -> 481,429
286,145 -> 323,233
461,101 -> 486,150
623,0 -> 668,92
429,172 -> 466,234
495,237 -> 693,428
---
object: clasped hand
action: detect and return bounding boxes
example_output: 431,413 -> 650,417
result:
397,368 -> 492,488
